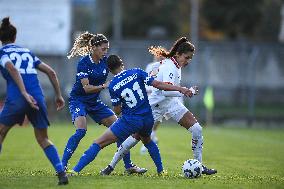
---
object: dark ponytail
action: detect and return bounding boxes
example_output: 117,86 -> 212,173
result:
149,37 -> 195,58
0,17 -> 17,43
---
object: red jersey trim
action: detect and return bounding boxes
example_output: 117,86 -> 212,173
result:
170,57 -> 180,69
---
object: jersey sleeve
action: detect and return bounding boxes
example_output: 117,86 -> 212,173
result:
0,54 -> 11,68
0,49 -> 11,68
109,84 -> 121,106
76,59 -> 89,80
136,68 -> 155,86
29,51 -> 42,67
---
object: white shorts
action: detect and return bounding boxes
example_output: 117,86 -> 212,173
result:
151,98 -> 188,123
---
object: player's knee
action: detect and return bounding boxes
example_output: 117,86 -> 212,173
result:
95,134 -> 116,149
36,137 -> 52,149
141,136 -> 151,145
0,126 -> 10,138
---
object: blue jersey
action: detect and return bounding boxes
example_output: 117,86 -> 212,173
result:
0,44 -> 43,100
70,55 -> 109,102
109,68 -> 155,116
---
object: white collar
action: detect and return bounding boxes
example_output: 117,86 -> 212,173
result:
88,54 -> 101,64
114,70 -> 126,77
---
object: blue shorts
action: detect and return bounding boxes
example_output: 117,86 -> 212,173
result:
69,97 -> 114,124
0,96 -> 49,128
110,113 -> 154,141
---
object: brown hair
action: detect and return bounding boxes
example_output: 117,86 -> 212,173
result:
0,17 -> 17,43
106,54 -> 123,71
149,37 -> 195,58
67,31 -> 108,59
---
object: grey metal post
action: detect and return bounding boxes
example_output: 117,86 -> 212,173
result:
112,0 -> 122,54
190,0 -> 199,107
247,47 -> 259,126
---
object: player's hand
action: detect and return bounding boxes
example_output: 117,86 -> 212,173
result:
180,87 -> 194,97
22,92 -> 39,110
103,81 -> 110,89
190,86 -> 199,95
55,95 -> 65,111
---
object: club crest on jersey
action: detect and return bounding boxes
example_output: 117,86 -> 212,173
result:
103,69 -> 107,75
169,73 -> 173,79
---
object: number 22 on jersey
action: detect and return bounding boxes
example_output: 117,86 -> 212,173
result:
9,52 -> 37,74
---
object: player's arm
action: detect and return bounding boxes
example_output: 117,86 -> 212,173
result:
109,85 -> 122,115
157,65 -> 190,97
37,62 -> 65,110
161,86 -> 198,97
80,78 -> 108,93
5,62 -> 39,109
151,80 -> 194,97
141,68 -> 193,97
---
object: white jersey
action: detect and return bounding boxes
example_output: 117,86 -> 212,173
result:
145,61 -> 162,94
148,58 -> 182,106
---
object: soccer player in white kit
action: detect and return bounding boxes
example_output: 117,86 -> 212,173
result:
101,37 -> 217,175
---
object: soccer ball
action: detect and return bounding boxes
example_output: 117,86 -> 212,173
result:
182,159 -> 202,179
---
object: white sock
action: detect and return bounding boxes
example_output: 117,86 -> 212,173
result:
110,136 -> 139,168
150,130 -> 158,143
151,130 -> 156,139
188,122 -> 203,163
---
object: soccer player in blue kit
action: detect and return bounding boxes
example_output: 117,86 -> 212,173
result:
67,55 -> 193,175
0,17 -> 68,185
62,32 -> 145,174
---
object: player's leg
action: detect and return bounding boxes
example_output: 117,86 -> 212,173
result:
141,135 -> 164,174
62,116 -> 87,168
71,128 -> 118,173
0,124 -> 12,154
140,121 -> 160,154
70,117 -> 142,175
101,116 -> 147,175
163,99 -> 216,175
100,134 -> 141,175
140,114 -> 164,174
62,99 -> 87,168
101,115 -> 134,168
162,99 -> 202,162
34,127 -> 68,185
0,99 -> 26,154
0,98 -> 27,153
98,104 -> 143,173
151,121 -> 161,143
141,105 -> 164,154
178,111 -> 203,161
178,111 -> 217,175
28,98 -> 68,185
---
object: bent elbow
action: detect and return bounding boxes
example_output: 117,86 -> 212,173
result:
48,70 -> 57,79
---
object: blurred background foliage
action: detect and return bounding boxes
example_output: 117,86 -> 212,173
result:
73,0 -> 283,41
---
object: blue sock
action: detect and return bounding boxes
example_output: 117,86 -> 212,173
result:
117,140 -> 132,169
44,145 -> 64,173
0,144 -> 2,154
73,143 -> 101,172
145,140 -> 163,173
62,129 -> 86,167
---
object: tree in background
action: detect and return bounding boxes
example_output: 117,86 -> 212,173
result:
77,0 -> 282,41
98,0 -> 191,39
201,0 -> 282,41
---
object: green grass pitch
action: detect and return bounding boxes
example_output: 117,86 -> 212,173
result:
0,123 -> 283,189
